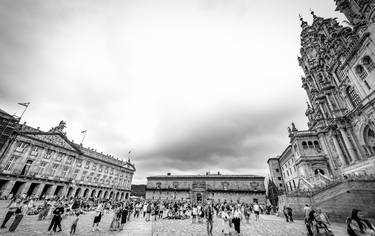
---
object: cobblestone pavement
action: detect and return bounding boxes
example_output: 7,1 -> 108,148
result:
151,215 -> 348,236
0,201 -> 348,236
0,200 -> 151,236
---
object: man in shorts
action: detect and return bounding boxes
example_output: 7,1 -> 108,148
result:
253,201 -> 260,221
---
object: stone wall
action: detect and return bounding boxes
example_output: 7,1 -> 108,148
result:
278,179 -> 375,221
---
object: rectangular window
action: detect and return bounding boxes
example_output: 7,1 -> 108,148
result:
66,156 -> 74,164
38,161 -> 48,175
276,168 -> 279,172
44,150 -> 54,159
76,159 -> 82,167
105,167 -> 108,174
72,169 -> 79,179
85,161 -> 90,169
92,163 -> 97,171
81,171 -> 87,181
55,153 -> 63,162
4,156 -> 17,171
50,163 -> 59,176
98,165 -> 103,172
110,168 -> 113,175
15,142 -> 28,153
30,146 -> 39,156
278,177 -> 282,180
61,166 -> 69,177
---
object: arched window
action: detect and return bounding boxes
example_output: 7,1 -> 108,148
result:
346,86 -> 361,108
355,64 -> 368,79
307,141 -> 313,148
314,169 -> 325,175
364,125 -> 375,153
313,141 -> 321,150
302,141 -> 308,149
362,55 -> 375,72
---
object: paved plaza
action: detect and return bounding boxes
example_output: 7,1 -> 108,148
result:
151,215 -> 347,236
0,201 -> 349,236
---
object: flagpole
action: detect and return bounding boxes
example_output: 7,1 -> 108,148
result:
19,102 -> 30,122
80,131 -> 87,145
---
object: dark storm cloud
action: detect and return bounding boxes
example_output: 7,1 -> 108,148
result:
132,103 -> 302,180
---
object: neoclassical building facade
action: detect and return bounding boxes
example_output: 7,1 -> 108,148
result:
0,111 -> 135,201
268,1 -> 375,192
146,173 -> 266,204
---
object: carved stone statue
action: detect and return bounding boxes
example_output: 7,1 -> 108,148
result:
50,120 -> 67,132
291,122 -> 298,132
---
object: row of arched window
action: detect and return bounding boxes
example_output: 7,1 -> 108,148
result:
302,140 -> 321,150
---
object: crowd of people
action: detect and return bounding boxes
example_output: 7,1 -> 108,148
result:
1,194 -> 374,236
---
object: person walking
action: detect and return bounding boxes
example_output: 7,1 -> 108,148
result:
8,199 -> 28,232
205,202 -> 214,236
0,198 -> 21,229
69,213 -> 80,235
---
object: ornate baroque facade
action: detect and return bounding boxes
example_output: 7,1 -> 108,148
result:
0,109 -> 135,201
146,173 -> 266,204
268,1 -> 375,192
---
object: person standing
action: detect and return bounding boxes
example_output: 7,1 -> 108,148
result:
286,207 -> 294,222
192,205 -> 198,223
69,213 -> 80,235
244,204 -> 251,224
0,198 -> 21,229
253,202 -> 260,221
232,205 -> 242,235
8,200 -> 28,232
47,201 -> 64,234
205,202 -> 214,236
92,203 -> 103,231
120,204 -> 128,230
221,206 -> 231,236
142,202 -> 148,218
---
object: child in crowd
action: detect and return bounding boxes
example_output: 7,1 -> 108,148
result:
70,213 -> 80,235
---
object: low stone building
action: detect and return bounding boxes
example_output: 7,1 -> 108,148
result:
146,173 -> 266,204
0,110 -> 135,201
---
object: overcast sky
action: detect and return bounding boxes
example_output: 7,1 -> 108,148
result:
0,0 -> 345,184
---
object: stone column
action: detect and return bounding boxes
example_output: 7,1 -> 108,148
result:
20,182 -> 32,195
58,186 -> 68,198
1,180 -> 16,198
331,134 -> 348,166
46,185 -> 57,198
339,128 -> 360,162
34,183 -> 45,198
318,133 -> 337,173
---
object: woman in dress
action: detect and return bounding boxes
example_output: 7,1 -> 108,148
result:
221,206 -> 231,236
109,206 -> 121,231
